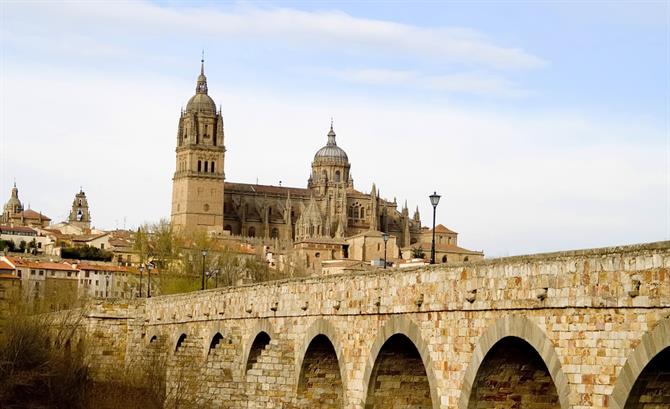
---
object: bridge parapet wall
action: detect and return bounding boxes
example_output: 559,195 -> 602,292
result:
145,241 -> 670,323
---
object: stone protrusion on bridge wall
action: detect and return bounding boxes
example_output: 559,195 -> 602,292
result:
65,241 -> 669,409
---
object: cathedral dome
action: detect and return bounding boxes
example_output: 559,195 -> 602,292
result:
313,125 -> 348,164
186,93 -> 217,115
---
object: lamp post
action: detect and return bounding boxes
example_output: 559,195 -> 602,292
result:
429,191 -> 441,264
201,249 -> 208,291
382,232 -> 389,269
138,264 -> 144,298
146,262 -> 153,298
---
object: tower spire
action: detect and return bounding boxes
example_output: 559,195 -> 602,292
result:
327,119 -> 336,146
196,53 -> 208,94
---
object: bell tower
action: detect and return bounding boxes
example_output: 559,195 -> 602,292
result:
170,58 -> 226,231
68,188 -> 91,231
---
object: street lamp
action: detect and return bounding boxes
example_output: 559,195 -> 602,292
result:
429,191 -> 441,264
382,232 -> 389,269
138,264 -> 144,298
201,249 -> 208,291
146,262 -> 153,298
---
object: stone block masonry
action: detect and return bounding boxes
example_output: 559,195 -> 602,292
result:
69,241 -> 670,408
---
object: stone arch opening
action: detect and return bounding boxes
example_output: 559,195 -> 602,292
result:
467,336 -> 560,409
365,333 -> 433,408
296,334 -> 343,408
611,317 -> 670,409
209,332 -> 224,355
458,315 -> 570,409
624,346 -> 670,408
175,333 -> 187,352
149,335 -> 158,344
246,331 -> 271,372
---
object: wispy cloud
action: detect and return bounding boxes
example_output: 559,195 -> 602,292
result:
2,2 -> 546,70
328,68 -> 530,97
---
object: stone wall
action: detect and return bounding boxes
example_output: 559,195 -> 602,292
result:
71,241 -> 670,408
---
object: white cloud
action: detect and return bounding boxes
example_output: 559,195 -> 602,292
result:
2,2 -> 545,70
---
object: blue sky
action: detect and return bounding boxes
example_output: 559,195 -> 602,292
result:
0,1 -> 667,256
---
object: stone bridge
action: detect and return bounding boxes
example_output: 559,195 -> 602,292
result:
81,242 -> 670,409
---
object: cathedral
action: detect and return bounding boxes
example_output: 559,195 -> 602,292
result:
170,61 -> 483,265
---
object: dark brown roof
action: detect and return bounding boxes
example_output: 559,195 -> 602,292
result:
0,225 -> 37,234
225,182 -> 311,197
13,209 -> 51,221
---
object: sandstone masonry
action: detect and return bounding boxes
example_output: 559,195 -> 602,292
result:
73,241 -> 670,409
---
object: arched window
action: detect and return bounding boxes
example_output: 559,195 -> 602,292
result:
322,170 -> 327,181
204,161 -> 209,173
197,160 -> 202,172
348,207 -> 353,218
248,227 -> 256,237
441,255 -> 447,263
335,170 -> 341,182
211,161 -> 215,173
309,226 -> 314,236
360,208 -> 365,218
353,207 -> 359,218
271,228 -> 279,239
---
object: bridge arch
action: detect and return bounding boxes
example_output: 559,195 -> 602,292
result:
294,319 -> 347,406
242,319 -> 277,375
362,315 -> 439,409
610,316 -> 670,409
458,315 -> 570,409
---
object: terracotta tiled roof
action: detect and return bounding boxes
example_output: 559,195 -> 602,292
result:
225,182 -> 311,197
13,209 -> 51,221
433,224 -> 457,234
0,260 -> 14,271
4,257 -> 30,267
32,261 -> 78,271
0,225 -> 37,234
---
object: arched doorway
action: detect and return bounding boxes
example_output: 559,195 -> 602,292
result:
296,334 -> 343,408
467,336 -> 560,408
365,333 -> 432,408
624,346 -> 670,408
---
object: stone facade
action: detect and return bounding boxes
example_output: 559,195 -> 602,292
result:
67,241 -> 670,408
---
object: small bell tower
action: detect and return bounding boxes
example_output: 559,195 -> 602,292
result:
69,188 -> 91,230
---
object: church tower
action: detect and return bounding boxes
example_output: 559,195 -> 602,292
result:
2,183 -> 23,224
68,188 -> 91,230
171,58 -> 226,231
